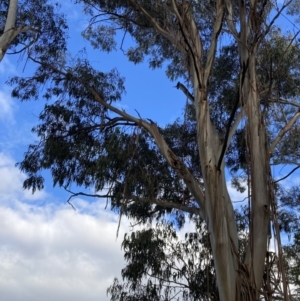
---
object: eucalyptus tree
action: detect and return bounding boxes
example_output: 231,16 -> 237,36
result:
0,0 -> 67,62
8,1 -> 300,300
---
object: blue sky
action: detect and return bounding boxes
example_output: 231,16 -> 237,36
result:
0,1 -> 299,300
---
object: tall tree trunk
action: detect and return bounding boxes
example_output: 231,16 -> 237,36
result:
243,52 -> 270,297
194,86 -> 239,301
236,0 -> 270,296
193,55 -> 270,301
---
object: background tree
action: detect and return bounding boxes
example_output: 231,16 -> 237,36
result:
7,1 -> 300,300
107,222 -> 217,301
108,204 -> 300,301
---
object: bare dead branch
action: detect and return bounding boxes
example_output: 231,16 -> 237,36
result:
65,187 -> 112,200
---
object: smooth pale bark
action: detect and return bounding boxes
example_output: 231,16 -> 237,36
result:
193,84 -> 239,300
226,0 -> 271,295
187,1 -> 241,298
58,40 -> 241,299
3,0 -> 18,33
44,46 -> 270,301
0,0 -> 31,62
243,53 -> 270,295
0,0 -> 18,61
237,0 -> 271,291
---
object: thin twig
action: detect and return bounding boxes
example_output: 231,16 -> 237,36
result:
273,166 -> 300,184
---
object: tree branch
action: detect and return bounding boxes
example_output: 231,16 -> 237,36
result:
217,59 -> 248,170
270,98 -> 300,109
129,195 -> 201,216
127,0 -> 185,53
204,0 -> 224,85
0,25 -> 32,61
71,73 -> 207,218
65,185 -> 201,216
269,111 -> 300,155
30,57 -> 207,220
261,0 -> 293,41
272,160 -> 300,166
273,166 -> 300,184
170,0 -> 203,87
217,90 -> 240,170
65,187 -> 112,200
224,0 -> 238,38
176,82 -> 194,102
0,0 -> 36,61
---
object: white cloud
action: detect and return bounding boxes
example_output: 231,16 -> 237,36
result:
0,152 -> 25,201
0,57 -> 16,76
0,153 -> 47,203
0,202 -> 129,301
4,152 -> 297,301
227,180 -> 248,205
0,153 -> 130,301
0,89 -> 16,123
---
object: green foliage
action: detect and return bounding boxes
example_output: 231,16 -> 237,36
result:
284,230 -> 300,296
107,223 -> 218,301
82,25 -> 117,52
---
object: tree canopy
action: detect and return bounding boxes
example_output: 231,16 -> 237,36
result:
3,0 -> 300,300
